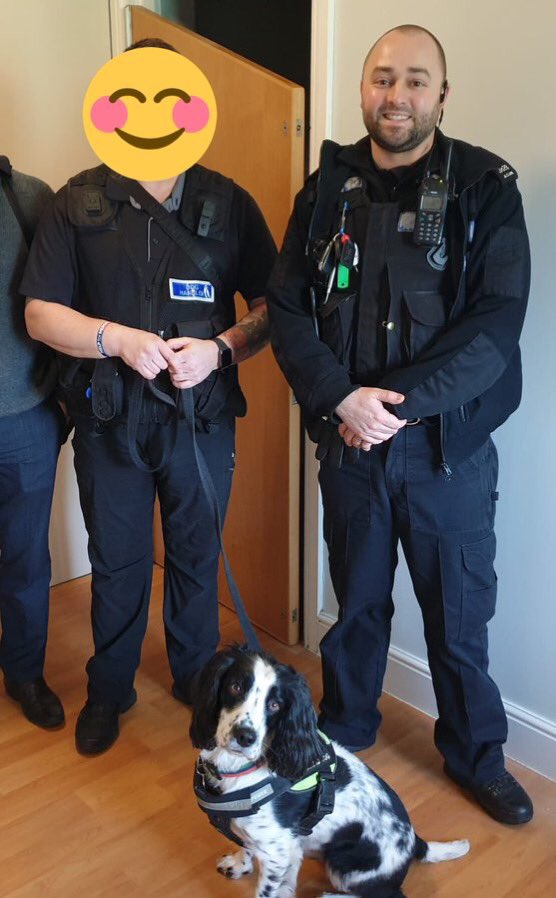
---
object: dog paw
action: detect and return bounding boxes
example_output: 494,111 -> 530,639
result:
217,852 -> 254,879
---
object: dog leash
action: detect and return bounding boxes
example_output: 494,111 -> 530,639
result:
180,387 -> 263,653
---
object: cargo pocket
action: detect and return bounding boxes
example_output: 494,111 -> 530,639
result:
403,290 -> 447,359
459,532 -> 497,639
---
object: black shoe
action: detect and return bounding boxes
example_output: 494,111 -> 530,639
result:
4,676 -> 65,729
445,765 -> 534,825
75,689 -> 137,756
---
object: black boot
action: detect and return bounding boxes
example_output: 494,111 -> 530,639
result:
445,765 -> 533,825
4,676 -> 65,729
75,689 -> 137,756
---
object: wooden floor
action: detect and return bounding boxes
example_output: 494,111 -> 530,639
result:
1,567 -> 554,898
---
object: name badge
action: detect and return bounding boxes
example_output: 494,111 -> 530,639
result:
169,279 -> 215,302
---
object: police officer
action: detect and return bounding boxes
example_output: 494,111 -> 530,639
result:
268,25 -> 533,824
21,40 -> 276,756
0,155 -> 64,729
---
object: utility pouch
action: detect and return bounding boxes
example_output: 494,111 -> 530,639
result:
315,422 -> 345,469
91,357 -> 124,421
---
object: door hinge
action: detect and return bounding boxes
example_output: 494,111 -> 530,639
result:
291,608 -> 298,623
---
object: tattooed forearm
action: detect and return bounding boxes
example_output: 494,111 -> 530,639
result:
220,299 -> 269,364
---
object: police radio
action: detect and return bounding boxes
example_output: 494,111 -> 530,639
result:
413,139 -> 453,246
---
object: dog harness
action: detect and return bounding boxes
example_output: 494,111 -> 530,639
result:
194,739 -> 337,847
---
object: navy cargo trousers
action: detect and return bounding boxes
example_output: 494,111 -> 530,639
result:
0,399 -> 61,682
317,421 -> 506,786
72,416 -> 235,707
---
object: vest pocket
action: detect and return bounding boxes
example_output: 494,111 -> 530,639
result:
319,292 -> 356,366
403,290 -> 447,359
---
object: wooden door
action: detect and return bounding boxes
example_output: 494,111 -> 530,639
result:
132,7 -> 304,644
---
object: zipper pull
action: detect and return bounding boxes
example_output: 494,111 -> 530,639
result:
441,462 -> 452,478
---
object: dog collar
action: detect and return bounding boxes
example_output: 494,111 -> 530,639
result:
215,759 -> 265,779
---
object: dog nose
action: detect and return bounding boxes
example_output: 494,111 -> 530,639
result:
232,724 -> 257,747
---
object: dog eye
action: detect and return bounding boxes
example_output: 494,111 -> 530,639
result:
229,681 -> 242,695
267,699 -> 281,713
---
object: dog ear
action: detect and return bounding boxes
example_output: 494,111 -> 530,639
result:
267,665 -> 327,780
189,650 -> 237,749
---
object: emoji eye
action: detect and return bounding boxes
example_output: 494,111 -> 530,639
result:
153,87 -> 191,103
109,88 -> 147,103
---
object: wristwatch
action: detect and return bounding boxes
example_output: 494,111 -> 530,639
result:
212,336 -> 234,370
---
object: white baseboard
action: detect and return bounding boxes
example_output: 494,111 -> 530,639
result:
384,645 -> 556,782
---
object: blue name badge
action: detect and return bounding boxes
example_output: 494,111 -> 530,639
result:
169,279 -> 215,302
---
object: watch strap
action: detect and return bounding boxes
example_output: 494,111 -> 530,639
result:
212,336 -> 233,369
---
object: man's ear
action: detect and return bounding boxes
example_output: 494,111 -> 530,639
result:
438,81 -> 450,124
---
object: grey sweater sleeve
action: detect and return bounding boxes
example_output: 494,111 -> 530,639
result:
0,170 -> 56,418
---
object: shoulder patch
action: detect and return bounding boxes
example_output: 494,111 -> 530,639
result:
493,162 -> 517,185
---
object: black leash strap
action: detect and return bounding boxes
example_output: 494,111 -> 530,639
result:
110,174 -> 221,288
124,379 -> 261,649
125,373 -> 179,473
180,388 -> 262,652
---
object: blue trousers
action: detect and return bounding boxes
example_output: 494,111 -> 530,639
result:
0,400 -> 61,681
318,422 -> 506,785
72,417 -> 235,706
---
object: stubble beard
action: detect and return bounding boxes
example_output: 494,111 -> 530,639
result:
363,103 -> 440,154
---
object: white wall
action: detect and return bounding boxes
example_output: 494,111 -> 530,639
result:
310,0 -> 556,778
1,0 -> 112,582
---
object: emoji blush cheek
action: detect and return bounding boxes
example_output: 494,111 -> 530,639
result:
90,96 -> 128,133
172,96 -> 209,133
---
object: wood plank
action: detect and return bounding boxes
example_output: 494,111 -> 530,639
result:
0,573 -> 553,898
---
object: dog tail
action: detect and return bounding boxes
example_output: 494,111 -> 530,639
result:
415,836 -> 470,863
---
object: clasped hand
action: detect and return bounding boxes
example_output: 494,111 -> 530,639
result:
165,335 -> 219,389
111,327 -> 219,387
335,387 -> 406,451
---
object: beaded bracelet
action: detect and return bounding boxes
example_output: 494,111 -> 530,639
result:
96,320 -> 111,358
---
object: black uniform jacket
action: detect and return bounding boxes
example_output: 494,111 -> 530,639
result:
267,130 -> 530,465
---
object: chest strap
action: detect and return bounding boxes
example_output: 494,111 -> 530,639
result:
194,741 -> 336,845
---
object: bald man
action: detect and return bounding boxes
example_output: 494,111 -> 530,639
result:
268,25 -> 532,824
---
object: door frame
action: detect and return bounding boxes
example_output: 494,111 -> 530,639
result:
109,0 -> 161,55
304,0 -> 337,654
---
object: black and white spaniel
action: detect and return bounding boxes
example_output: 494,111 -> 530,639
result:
190,646 -> 469,898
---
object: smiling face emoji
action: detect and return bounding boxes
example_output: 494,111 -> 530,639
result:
83,47 -> 217,180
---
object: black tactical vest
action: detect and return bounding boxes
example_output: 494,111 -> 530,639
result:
308,143 -> 454,389
61,164 -> 246,424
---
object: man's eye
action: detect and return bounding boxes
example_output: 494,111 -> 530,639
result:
229,682 -> 242,695
267,699 -> 281,713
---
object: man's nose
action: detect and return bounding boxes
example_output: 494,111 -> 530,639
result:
386,82 -> 406,104
232,723 -> 257,747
